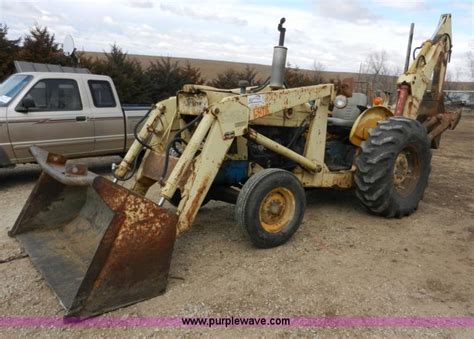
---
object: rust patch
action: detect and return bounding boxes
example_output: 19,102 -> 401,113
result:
46,152 -> 67,165
78,176 -> 178,315
12,167 -> 178,316
185,175 -> 210,225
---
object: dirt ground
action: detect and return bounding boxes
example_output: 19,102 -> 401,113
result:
0,111 -> 473,337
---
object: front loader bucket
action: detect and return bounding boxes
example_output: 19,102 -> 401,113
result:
9,146 -> 178,316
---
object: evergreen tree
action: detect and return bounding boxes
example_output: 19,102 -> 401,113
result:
145,58 -> 204,102
284,62 -> 312,88
17,25 -> 71,66
209,65 -> 261,89
92,44 -> 150,104
180,61 -> 204,86
0,24 -> 20,81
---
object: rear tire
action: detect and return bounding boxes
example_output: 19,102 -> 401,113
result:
235,168 -> 306,248
355,117 -> 431,218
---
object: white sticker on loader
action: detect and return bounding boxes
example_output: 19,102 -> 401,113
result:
247,94 -> 265,108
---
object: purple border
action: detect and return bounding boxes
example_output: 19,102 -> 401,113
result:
0,317 -> 473,328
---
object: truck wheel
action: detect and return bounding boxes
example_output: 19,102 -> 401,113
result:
235,168 -> 306,248
355,117 -> 432,218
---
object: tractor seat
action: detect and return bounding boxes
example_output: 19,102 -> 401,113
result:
328,93 -> 368,129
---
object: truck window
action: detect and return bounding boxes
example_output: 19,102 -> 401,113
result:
0,74 -> 33,107
18,79 -> 82,111
88,80 -> 117,108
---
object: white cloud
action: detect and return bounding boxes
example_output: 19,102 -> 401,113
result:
159,3 -> 248,26
372,0 -> 430,10
127,0 -> 154,8
314,0 -> 377,23
2,0 -> 472,80
103,16 -> 116,25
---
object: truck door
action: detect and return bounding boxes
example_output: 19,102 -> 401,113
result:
7,78 -> 94,162
87,79 -> 125,154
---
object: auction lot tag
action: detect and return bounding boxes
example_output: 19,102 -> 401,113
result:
247,94 -> 265,108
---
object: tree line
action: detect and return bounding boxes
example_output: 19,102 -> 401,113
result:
0,24 -> 332,105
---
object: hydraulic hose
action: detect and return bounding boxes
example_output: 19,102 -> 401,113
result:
113,107 -> 153,181
134,108 -> 154,151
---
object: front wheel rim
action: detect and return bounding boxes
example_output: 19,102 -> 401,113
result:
259,187 -> 296,233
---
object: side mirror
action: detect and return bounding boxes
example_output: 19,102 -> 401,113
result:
17,97 -> 35,113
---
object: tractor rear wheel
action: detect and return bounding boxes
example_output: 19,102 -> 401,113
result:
235,168 -> 306,248
355,117 -> 431,218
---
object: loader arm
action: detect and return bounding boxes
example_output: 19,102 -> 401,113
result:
159,84 -> 334,233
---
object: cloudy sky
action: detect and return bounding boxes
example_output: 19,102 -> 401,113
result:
1,0 -> 473,80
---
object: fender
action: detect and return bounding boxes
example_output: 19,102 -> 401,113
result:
349,106 -> 393,146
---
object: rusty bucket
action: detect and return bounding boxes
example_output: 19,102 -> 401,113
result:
9,146 -> 178,316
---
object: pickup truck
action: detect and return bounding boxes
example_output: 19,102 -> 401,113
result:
0,72 -> 149,167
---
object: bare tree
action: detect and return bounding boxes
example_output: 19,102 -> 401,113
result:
366,50 -> 389,84
363,50 -> 402,100
310,61 -> 325,84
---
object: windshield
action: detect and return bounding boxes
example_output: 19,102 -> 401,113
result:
0,74 -> 33,107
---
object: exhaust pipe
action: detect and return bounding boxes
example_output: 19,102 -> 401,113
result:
270,18 -> 288,89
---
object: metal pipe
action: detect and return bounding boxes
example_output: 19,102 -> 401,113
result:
404,23 -> 415,73
277,17 -> 286,46
270,18 -> 287,90
269,46 -> 288,89
246,128 -> 318,172
160,112 -> 215,200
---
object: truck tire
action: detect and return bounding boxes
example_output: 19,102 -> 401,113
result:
355,117 -> 432,218
235,168 -> 306,248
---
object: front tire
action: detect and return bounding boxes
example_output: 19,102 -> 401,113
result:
235,168 -> 306,248
355,117 -> 431,218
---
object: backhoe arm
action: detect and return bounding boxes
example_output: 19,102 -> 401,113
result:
394,14 -> 460,147
395,14 -> 452,119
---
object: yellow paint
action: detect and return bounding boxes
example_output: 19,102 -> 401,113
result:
349,106 -> 393,146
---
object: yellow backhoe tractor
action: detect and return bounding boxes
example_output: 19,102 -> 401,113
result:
10,15 -> 460,316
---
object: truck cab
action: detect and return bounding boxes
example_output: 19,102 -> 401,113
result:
0,72 -> 147,167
